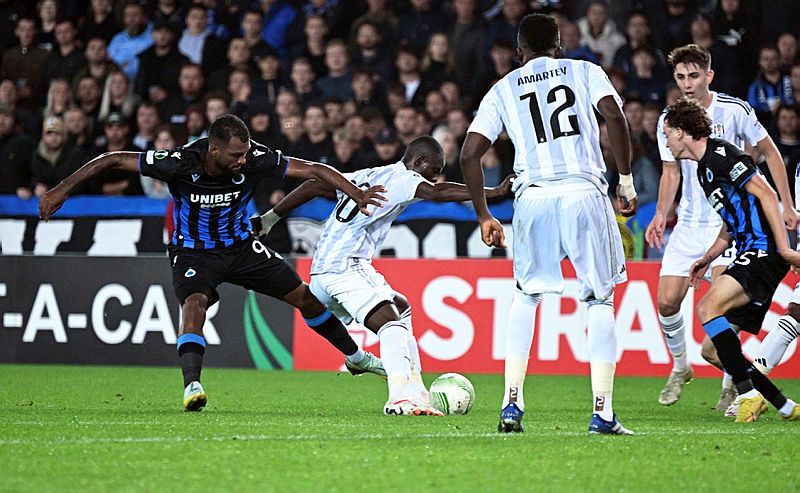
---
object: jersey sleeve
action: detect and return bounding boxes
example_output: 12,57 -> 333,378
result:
395,170 -> 427,204
656,112 -> 676,162
713,152 -> 757,189
586,62 -> 622,108
468,85 -> 504,143
139,148 -> 184,181
736,102 -> 769,146
249,139 -> 289,178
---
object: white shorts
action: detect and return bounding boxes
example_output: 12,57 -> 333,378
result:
512,182 -> 626,302
309,258 -> 394,325
660,222 -> 734,279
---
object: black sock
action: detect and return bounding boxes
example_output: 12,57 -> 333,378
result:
178,342 -> 205,388
304,309 -> 358,356
748,365 -> 788,408
709,328 -> 754,395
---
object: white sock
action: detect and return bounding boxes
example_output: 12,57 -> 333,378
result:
740,389 -> 758,400
779,398 -> 797,417
400,307 -> 427,396
502,291 -> 540,411
758,315 -> 800,371
345,348 -> 365,363
377,321 -> 410,401
659,312 -> 689,371
588,300 -> 617,421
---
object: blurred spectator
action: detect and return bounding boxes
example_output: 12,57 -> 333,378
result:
344,112 -> 375,156
42,78 -> 72,119
247,100 -> 281,147
30,115 -> 86,197
748,44 -> 793,125
290,57 -> 324,106
393,104 -> 418,146
431,124 -> 461,182
449,0 -> 486,109
89,112 -> 144,195
561,20 -> 599,64
0,78 -> 40,137
349,0 -> 397,54
623,96 -> 645,141
483,0 -> 527,60
367,126 -> 403,165
279,113 -> 304,152
158,63 -> 204,131
606,65 -> 627,97
42,18 -> 86,91
576,1 -> 625,67
439,81 -> 462,108
384,82 -> 406,116
252,46 -> 284,106
295,102 -> 334,164
625,46 -> 666,106
359,104 -> 387,143
240,9 -> 273,63
149,0 -> 186,33
140,124 -> 177,198
351,20 -> 394,86
135,19 -> 187,104
81,0 -> 120,45
72,37 -> 118,93
323,98 -> 345,130
208,38 -> 257,91
613,13 -> 667,78
791,62 -> 800,105
98,70 -> 139,124
36,0 -> 58,52
132,101 -> 160,150
275,88 -> 300,120
477,144 -> 512,188
421,32 -> 455,88
641,102 -> 663,172
63,106 -> 94,155
0,1 -> 26,57
414,108 -> 433,136
315,39 -> 353,102
397,0 -> 447,52
600,121 -> 659,205
331,127 -> 369,172
690,14 -> 739,97
294,0 -> 353,43
650,0 -> 695,55
184,104 -> 207,142
474,37 -> 518,102
287,14 -> 328,79
178,5 -> 227,77
1,17 -> 50,110
75,75 -> 102,130
394,42 -> 434,105
770,103 -> 800,195
108,1 -> 153,82
349,67 -> 385,114
204,92 -> 229,125
711,0 -> 759,95
257,0 -> 297,61
0,103 -> 34,198
665,82 -> 682,107
777,32 -> 798,72
424,90 -> 449,126
446,106 -> 471,145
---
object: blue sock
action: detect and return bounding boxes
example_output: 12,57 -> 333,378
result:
177,333 -> 205,387
703,317 -> 754,395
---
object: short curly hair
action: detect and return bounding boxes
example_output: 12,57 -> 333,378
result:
664,97 -> 712,139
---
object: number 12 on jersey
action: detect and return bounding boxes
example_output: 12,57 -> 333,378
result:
520,84 -> 580,143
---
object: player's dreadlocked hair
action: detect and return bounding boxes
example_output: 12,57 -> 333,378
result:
664,97 -> 712,139
668,44 -> 712,72
403,135 -> 444,164
209,114 -> 250,145
518,13 -> 559,54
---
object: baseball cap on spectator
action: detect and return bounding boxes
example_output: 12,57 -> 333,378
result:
253,44 -> 280,62
43,115 -> 63,133
105,112 -> 126,126
375,127 -> 398,144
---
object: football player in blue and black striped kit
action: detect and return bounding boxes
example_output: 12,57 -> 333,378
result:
39,114 -> 388,411
663,97 -> 800,422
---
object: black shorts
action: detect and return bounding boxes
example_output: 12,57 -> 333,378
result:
723,249 -> 790,334
167,236 -> 302,306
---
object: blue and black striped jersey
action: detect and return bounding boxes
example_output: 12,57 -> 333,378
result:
139,137 -> 288,249
697,138 -> 775,254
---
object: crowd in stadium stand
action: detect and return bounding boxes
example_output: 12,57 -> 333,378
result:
1,0 -> 799,223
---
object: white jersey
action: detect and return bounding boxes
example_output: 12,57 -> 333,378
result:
468,56 -> 620,196
311,161 -> 426,274
657,91 -> 767,228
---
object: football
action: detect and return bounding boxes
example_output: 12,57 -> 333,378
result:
429,373 -> 475,415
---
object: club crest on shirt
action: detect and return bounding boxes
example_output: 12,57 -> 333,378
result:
232,173 -> 245,184
712,122 -> 725,138
706,168 -> 714,181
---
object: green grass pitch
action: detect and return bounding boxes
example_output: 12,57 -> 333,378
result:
2,365 -> 800,492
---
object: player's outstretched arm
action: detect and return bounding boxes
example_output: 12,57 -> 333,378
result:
460,132 -> 505,247
645,160 -> 680,250
597,95 -> 637,216
252,179 -> 336,236
755,136 -> 799,229
689,227 -> 732,289
283,157 -> 385,216
415,173 -> 514,203
38,151 -> 142,221
745,173 -> 800,266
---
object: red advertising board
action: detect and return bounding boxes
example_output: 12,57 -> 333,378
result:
293,258 -> 800,378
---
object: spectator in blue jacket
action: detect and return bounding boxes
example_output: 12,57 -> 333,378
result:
748,44 -> 794,126
108,1 -> 153,82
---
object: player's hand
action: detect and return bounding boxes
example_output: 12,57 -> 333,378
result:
688,257 -> 710,290
38,186 -> 68,221
616,185 -> 638,217
480,216 -> 505,248
783,207 -> 800,230
493,173 -> 516,197
356,185 -> 387,216
645,212 -> 667,250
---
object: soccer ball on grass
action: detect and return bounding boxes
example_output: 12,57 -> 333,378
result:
429,373 -> 475,415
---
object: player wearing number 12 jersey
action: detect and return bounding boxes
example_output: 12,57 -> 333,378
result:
38,114 -> 388,411
459,13 -> 638,434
